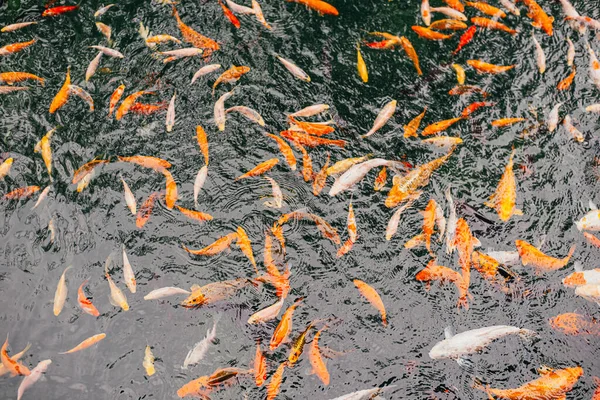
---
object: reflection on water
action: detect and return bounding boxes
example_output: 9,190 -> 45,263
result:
1,0 -> 600,398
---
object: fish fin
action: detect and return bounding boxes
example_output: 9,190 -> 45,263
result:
549,16 -> 554,23
514,209 -> 523,216
444,326 -> 454,339
456,357 -> 475,374
531,20 -> 541,28
472,237 -> 481,248
191,284 -> 201,291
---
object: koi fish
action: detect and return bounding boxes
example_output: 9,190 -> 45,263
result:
218,0 -> 241,28
96,22 -> 112,43
405,199 -> 439,253
472,251 -> 516,282
453,25 -> 476,54
265,133 -> 297,170
454,218 -> 479,291
287,0 -> 339,16
276,54 -> 311,82
177,375 -> 210,398
116,90 -> 155,120
416,258 -> 471,308
443,0 -> 464,11
270,297 -> 304,350
563,115 -> 584,142
146,34 -> 182,47
42,5 -> 78,17
53,266 -> 72,316
226,106 -> 265,126
72,159 -> 109,185
531,33 -> 546,74
136,191 -> 159,228
86,52 -> 103,82
90,45 -> 123,58
0,72 -> 44,86
326,155 -> 372,176
386,192 -> 421,240
467,59 -> 515,74
330,158 -> 400,196
499,0 -> 519,16
176,206 -> 213,223
430,19 -> 467,30
193,165 -> 208,208
183,317 -> 219,368
4,185 -> 40,200
308,326 -> 330,385
236,226 -> 257,272
356,43 -> 368,83
77,279 -> 100,317
118,155 -> 171,173
161,47 -> 203,63
1,337 -> 30,376
398,36 -> 422,75
363,99 -> 396,138
587,44 -> 600,89
313,153 -> 331,195
476,367 -> 583,399
17,359 -> 51,400
213,65 -> 250,95
236,158 -> 279,181
215,90 -> 234,131
267,361 -> 287,400
293,142 -> 313,181
549,313 -> 600,335
422,117 -> 462,136
290,103 -> 330,118
249,297 -> 285,324
547,102 -> 562,132
289,118 -> 335,136
452,64 -> 465,84
485,150 -> 522,222
404,107 -> 427,138
0,86 -> 29,94
430,6 -> 467,20
576,202 -> 600,231
166,93 -> 176,132
60,333 -> 106,354
584,232 -> 600,247
558,66 -> 576,90
94,4 -> 116,18
252,0 -> 272,30
280,129 -> 346,148
288,321 -> 316,366
225,0 -> 255,14
108,84 -> 125,116
448,84 -> 489,97
354,279 -> 387,326
421,0 -> 431,25
180,278 -> 256,308
254,342 -> 267,386
0,39 -> 36,56
465,1 -> 505,17
471,17 -> 516,35
515,240 -> 576,272
68,85 -> 94,111
0,158 -> 13,181
522,0 -> 554,36
412,26 -> 454,40
143,286 -> 190,300
575,284 -> 600,306
492,118 -> 526,127
461,101 -> 494,118
330,386 -> 397,400
563,262 -> 600,287
122,245 -> 136,293
430,325 -> 534,360
565,16 -> 600,31
183,232 -> 238,256
143,346 -> 155,376
172,6 -> 219,55
1,21 -> 37,32
49,67 -> 71,113
196,125 -> 209,165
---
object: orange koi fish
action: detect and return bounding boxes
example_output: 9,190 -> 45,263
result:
1,336 -> 30,376
386,151 -> 453,208
129,102 -> 168,115
443,0 -> 464,12
515,240 -> 576,272
557,66 -> 576,90
405,199 -> 438,253
289,117 -> 335,136
136,191 -> 160,229
448,84 -> 489,97
476,366 -> 583,399
118,155 -> 171,173
49,67 -> 71,113
162,169 -> 177,209
270,297 -> 303,350
412,26 -> 454,40
461,101 -> 494,118
549,313 -> 600,335
42,5 -> 78,17
584,232 -> 600,248
312,153 -> 331,195
399,36 -> 422,75
172,6 -> 220,55
485,149 -> 522,222
78,279 -> 100,317
4,185 -> 40,200
465,1 -> 505,17
287,0 -> 339,16
235,158 -> 279,181
415,258 -> 471,308
491,118 -> 526,127
265,133 -> 297,170
467,59 -> 515,74
196,125 -> 209,165
60,333 -> 106,354
454,218 -> 479,308
364,39 -> 398,49
0,72 -> 44,86
453,64 -> 465,84
280,130 -> 346,148
521,0 -> 554,36
236,226 -> 257,273
422,117 -> 462,136
353,279 -> 387,326
108,84 -> 125,117
218,0 -> 241,28
337,202 -> 357,257
183,232 -> 239,256
267,361 -> 287,400
404,107 -> 427,138
72,159 -> 109,185
471,17 -> 517,35
115,90 -> 154,120
212,65 -> 250,95
357,43 -> 368,83
374,167 -> 387,191
0,39 -> 35,56
176,206 -> 213,223
177,375 -> 210,398
254,342 -> 267,386
308,326 -> 330,385
453,25 -> 476,55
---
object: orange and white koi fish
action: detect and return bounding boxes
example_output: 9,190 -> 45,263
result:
166,93 -> 176,132
0,342 -> 30,377
143,346 -> 155,376
522,0 -> 554,36
363,99 -> 396,138
566,15 -> 600,31
476,366 -> 583,399
337,202 -> 357,257
42,5 -> 78,17
0,39 -> 35,56
416,258 -> 471,308
53,266 -> 72,316
430,19 -> 467,30
172,6 -> 219,55
215,89 -> 234,131
254,342 -> 267,387
218,0 -> 241,28
0,157 -> 13,180
492,118 -> 526,127
308,326 -> 330,385
485,150 -> 522,222
68,85 -> 94,111
267,361 -> 287,400
276,54 -> 311,82
386,192 -> 421,240
386,151 -> 453,208
236,158 -> 279,181
78,279 -> 100,317
118,155 -> 171,173
181,278 -> 257,308
404,107 -> 427,138
326,155 -> 371,176
412,26 -> 454,40
1,21 -> 37,32
145,34 -> 181,47
213,65 -> 250,95
398,36 -> 422,75
4,185 -> 40,200
0,72 -> 44,86
499,0 -> 519,15
405,199 -> 438,253
583,232 -> 600,248
144,286 -> 190,300
176,206 -> 213,223
465,1 -> 505,17
549,312 -> 600,335
557,66 -> 576,91
108,84 -> 125,116
532,33 -> 546,74
357,43 -> 368,83
471,17 -> 516,35
354,279 -> 387,326
281,129 -> 346,148
60,333 -> 106,354
515,240 -> 576,272
422,117 -> 462,136
183,232 -> 239,256
563,115 -> 584,142
249,297 -> 285,324
265,133 -> 296,170
252,0 -> 272,29
72,159 -> 108,188
136,191 -> 159,228
586,44 -> 600,89
270,297 -> 303,350
563,262 -> 600,287
49,67 -> 71,113
422,136 -> 463,149
443,0 -> 464,11
287,0 -> 338,16
289,118 -> 335,136
421,0 -> 431,25
122,245 -> 136,294
467,59 -> 515,74
452,64 -> 465,84
116,90 -> 155,120
1,337 -> 30,376
96,22 -> 112,43
313,153 -> 331,195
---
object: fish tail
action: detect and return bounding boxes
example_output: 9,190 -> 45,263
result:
564,244 -> 576,263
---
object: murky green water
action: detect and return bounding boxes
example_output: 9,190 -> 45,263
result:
1,0 -> 600,398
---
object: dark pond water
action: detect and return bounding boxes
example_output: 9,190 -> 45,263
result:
1,0 -> 600,398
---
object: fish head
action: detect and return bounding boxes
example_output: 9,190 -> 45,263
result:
181,291 -> 207,308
